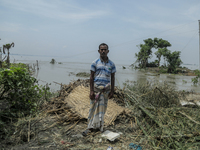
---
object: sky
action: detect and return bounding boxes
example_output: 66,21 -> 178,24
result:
0,0 -> 200,65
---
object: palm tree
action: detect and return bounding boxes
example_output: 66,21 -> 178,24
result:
3,42 -> 14,67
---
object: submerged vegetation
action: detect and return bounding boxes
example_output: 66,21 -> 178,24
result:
76,72 -> 90,77
192,69 -> 200,85
50,58 -> 56,64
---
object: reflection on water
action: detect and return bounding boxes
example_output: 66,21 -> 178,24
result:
11,57 -> 200,93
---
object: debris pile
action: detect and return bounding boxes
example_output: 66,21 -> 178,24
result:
6,79 -> 200,149
123,81 -> 200,149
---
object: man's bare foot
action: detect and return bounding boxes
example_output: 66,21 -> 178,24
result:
82,128 -> 93,136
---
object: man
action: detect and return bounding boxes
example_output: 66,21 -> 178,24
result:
82,43 -> 116,136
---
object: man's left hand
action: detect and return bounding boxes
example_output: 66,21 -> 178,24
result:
108,91 -> 114,99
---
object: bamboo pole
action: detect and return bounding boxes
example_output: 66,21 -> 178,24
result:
126,93 -> 163,128
179,111 -> 200,125
136,117 -> 148,136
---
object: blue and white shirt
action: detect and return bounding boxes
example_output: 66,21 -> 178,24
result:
90,58 -> 116,86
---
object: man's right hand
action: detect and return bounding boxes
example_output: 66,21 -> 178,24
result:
90,91 -> 95,100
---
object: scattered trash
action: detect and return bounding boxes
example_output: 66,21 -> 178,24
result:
107,146 -> 113,150
180,100 -> 200,106
129,143 -> 142,150
102,130 -> 120,141
99,138 -> 102,143
107,146 -> 119,150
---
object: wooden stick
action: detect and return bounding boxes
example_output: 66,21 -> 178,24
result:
179,111 -> 200,125
28,120 -> 30,142
46,107 -> 68,113
65,120 -> 79,132
131,120 -> 133,128
134,130 -> 143,141
136,117 -> 148,136
53,81 -> 62,85
108,114 -> 117,125
55,112 -> 60,120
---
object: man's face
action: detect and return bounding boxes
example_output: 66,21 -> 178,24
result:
98,45 -> 109,57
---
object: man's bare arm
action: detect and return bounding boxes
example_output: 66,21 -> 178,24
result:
111,73 -> 115,92
109,73 -> 115,99
90,71 -> 95,99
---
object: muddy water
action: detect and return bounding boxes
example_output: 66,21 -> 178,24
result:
12,57 -> 200,93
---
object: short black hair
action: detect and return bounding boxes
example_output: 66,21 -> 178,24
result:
99,43 -> 109,50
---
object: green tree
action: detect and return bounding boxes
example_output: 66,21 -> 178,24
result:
154,48 -> 163,67
3,42 -> 14,68
135,38 -> 171,68
154,38 -> 171,67
153,38 -> 171,49
135,44 -> 152,68
154,48 -> 169,67
135,38 -> 155,68
164,51 -> 182,73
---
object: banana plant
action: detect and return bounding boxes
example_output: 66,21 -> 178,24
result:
3,42 -> 14,67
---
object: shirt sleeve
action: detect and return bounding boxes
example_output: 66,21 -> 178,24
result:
111,63 -> 116,73
90,61 -> 96,72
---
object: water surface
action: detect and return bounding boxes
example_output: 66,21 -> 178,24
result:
11,56 -> 200,93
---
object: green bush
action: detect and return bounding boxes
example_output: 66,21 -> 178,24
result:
10,63 -> 28,69
0,67 -> 41,114
0,66 -> 54,139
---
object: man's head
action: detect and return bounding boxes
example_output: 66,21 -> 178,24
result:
98,43 -> 109,59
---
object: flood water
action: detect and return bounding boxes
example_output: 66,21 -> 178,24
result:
11,55 -> 200,93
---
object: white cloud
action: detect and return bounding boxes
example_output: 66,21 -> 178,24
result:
1,0 -> 109,22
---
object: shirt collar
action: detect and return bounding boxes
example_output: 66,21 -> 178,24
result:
100,57 -> 109,63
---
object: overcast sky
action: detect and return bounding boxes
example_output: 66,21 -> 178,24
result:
0,0 -> 200,65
